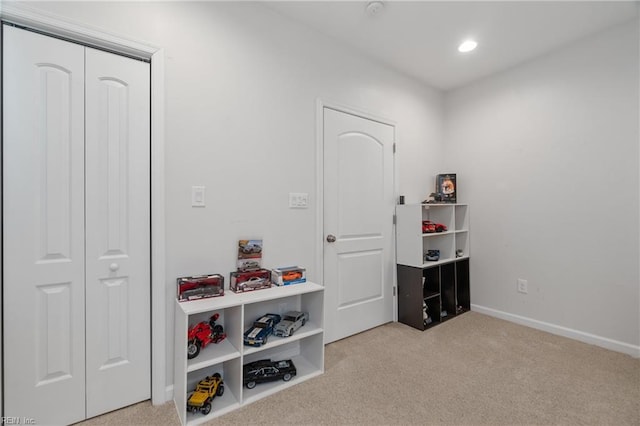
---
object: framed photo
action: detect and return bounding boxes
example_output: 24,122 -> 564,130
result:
436,174 -> 457,203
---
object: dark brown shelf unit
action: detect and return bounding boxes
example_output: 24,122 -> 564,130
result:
397,259 -> 470,331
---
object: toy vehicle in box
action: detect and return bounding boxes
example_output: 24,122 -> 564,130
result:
177,274 -> 224,302
271,266 -> 306,286
238,259 -> 261,272
238,239 -> 263,257
243,359 -> 296,389
230,269 -> 272,293
186,373 -> 224,415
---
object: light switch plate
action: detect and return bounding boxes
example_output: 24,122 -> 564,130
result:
289,192 -> 309,209
192,186 -> 205,207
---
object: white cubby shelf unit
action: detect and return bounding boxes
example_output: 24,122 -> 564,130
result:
174,283 -> 325,425
396,203 -> 469,267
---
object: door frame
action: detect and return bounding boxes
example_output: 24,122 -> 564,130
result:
315,98 -> 400,336
0,2 -> 168,408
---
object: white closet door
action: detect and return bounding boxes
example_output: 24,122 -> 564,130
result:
84,47 -> 151,417
3,26 -> 86,424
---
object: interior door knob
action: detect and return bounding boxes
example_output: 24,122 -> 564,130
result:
326,234 -> 336,243
109,263 -> 119,272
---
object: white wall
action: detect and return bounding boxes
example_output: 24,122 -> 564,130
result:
444,20 -> 640,354
24,1 -> 444,393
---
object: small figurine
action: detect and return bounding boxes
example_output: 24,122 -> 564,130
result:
423,192 -> 444,204
422,302 -> 432,326
187,313 -> 227,359
456,249 -> 464,258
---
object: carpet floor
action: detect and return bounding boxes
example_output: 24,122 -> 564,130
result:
78,311 -> 640,425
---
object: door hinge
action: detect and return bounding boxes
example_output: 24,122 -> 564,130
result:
392,214 -> 396,225
393,286 -> 397,296
393,142 -> 396,154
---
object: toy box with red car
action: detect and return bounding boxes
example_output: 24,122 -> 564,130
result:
177,274 -> 224,302
230,268 -> 272,293
271,266 -> 306,286
422,220 -> 447,234
187,313 -> 227,359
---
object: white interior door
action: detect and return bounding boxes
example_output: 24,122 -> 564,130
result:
3,25 -> 151,423
84,47 -> 151,417
3,25 -> 86,424
323,107 -> 395,343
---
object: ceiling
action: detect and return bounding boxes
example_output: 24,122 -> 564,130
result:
265,1 -> 638,91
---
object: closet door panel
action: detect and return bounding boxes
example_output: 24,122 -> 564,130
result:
84,47 -> 151,417
2,25 -> 86,425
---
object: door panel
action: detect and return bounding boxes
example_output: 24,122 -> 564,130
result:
3,25 -> 86,425
323,108 -> 395,343
337,250 -> 384,307
84,47 -> 151,417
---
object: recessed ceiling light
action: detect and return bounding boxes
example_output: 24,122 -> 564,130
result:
458,40 -> 478,53
366,1 -> 384,17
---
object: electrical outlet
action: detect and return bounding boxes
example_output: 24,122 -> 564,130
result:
517,278 -> 528,294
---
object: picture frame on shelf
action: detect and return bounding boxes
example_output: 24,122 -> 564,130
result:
436,174 -> 456,203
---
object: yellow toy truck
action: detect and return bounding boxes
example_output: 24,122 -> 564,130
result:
186,373 -> 224,415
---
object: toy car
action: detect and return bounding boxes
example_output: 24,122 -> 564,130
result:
236,276 -> 271,292
271,266 -> 307,286
424,250 -> 440,261
186,373 -> 224,415
273,311 -> 309,337
177,274 -> 224,302
241,243 -> 262,254
422,220 -> 447,233
238,260 -> 261,272
243,313 -> 281,347
187,313 -> 227,359
230,269 -> 272,293
243,359 -> 296,389
282,271 -> 302,281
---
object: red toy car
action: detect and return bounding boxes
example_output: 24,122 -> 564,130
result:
422,220 -> 447,233
187,313 -> 227,359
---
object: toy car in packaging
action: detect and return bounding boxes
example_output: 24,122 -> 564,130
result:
187,313 -> 227,359
186,373 -> 224,415
271,266 -> 306,286
230,269 -> 272,293
177,274 -> 224,302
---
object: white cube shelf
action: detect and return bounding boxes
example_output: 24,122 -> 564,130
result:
174,283 -> 324,425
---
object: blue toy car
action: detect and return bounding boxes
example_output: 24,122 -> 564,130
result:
243,313 -> 281,347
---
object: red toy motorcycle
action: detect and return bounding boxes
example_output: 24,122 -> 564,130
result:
187,313 -> 227,359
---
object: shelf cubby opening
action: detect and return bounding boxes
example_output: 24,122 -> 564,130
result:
184,358 -> 242,425
454,204 -> 469,231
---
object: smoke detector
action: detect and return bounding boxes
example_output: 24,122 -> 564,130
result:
366,1 -> 384,16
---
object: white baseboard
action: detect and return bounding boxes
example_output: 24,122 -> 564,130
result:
471,304 -> 640,358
